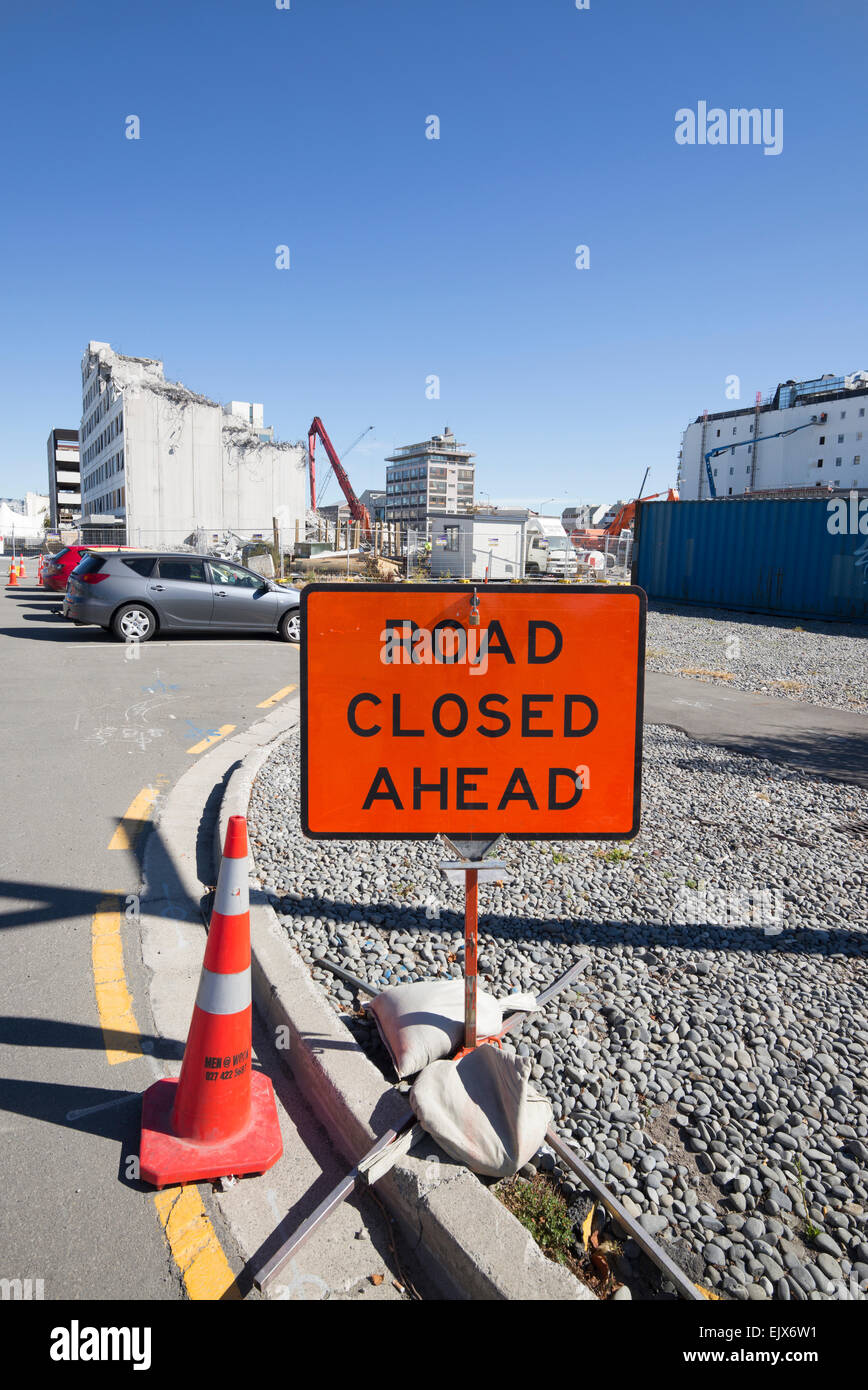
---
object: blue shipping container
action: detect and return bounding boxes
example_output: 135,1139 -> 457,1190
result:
633,497 -> 868,621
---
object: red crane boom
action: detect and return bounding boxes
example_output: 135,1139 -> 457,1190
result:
308,416 -> 372,537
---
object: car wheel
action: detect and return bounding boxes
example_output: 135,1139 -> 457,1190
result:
112,604 -> 156,643
279,607 -> 301,643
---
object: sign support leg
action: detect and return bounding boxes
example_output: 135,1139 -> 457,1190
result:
464,867 -> 478,1051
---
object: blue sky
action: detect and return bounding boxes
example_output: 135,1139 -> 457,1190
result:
1,0 -> 865,509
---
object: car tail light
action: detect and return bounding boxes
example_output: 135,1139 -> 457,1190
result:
80,573 -> 109,585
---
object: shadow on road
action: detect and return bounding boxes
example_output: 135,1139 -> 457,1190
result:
0,1077 -> 142,1138
0,1015 -> 183,1061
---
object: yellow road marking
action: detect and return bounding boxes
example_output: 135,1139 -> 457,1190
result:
108,786 -> 161,851
154,1186 -> 242,1300
186,724 -> 236,755
91,896 -> 143,1064
257,683 -> 297,708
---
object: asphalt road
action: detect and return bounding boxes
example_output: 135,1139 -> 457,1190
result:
0,584 -> 300,1299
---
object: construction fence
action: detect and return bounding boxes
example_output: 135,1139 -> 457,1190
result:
408,520 -> 633,583
7,516 -> 632,583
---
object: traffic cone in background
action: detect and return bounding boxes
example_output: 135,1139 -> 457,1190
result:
17,558 -> 25,579
7,561 -> 18,588
37,556 -> 44,586
139,815 -> 283,1187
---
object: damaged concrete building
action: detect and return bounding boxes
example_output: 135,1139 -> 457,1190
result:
79,342 -> 306,547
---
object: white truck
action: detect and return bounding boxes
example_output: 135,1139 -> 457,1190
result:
523,516 -> 579,578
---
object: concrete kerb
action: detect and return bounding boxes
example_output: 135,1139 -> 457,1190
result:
216,707 -> 595,1301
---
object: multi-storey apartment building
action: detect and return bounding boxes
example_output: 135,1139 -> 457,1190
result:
46,428 -> 81,526
384,428 -> 475,529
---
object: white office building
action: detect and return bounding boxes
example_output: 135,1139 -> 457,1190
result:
385,428 -> 475,529
678,371 -> 868,500
79,343 -> 306,546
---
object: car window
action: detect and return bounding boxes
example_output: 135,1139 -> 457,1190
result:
209,561 -> 263,589
122,557 -> 157,577
73,555 -> 106,576
156,559 -> 207,583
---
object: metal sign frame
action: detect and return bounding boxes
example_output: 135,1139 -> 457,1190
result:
299,582 -> 646,842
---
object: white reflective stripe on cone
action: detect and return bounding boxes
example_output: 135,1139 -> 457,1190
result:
213,854 -> 249,918
195,966 -> 251,1016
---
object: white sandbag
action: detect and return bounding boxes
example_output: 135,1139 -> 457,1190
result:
364,978 -> 538,1080
409,1044 -> 552,1178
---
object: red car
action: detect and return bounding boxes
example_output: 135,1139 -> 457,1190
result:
42,546 -> 133,593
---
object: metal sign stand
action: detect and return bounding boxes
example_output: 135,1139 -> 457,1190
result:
252,954 -> 589,1293
439,835 -> 510,1051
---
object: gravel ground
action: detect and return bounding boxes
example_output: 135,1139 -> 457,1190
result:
248,725 -> 868,1301
646,605 -> 867,712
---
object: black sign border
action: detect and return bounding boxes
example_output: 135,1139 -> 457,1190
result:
300,582 -> 646,842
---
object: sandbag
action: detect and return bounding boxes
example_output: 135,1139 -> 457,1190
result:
409,1044 -> 552,1178
364,978 -> 537,1080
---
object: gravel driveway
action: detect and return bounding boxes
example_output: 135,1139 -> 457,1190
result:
249,724 -> 868,1301
646,605 -> 867,712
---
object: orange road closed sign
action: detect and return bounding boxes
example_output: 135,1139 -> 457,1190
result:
301,584 -> 645,840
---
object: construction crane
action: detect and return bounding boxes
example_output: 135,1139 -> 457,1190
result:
308,417 -> 374,536
703,414 -> 824,499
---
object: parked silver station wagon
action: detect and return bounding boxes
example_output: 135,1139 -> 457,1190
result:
62,551 -> 301,643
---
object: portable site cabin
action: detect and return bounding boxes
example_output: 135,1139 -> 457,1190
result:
429,513 -> 526,580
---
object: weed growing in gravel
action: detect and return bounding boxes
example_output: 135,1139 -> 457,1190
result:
540,845 -> 571,865
679,667 -> 735,681
795,1156 -> 821,1240
593,847 -> 631,864
497,1174 -> 575,1265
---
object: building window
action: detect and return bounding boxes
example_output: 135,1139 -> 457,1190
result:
836,458 -> 842,467
817,460 -> 823,468
716,429 -> 720,437
445,526 -> 460,551
838,434 -> 845,443
819,436 -> 825,445
732,427 -> 737,435
855,456 -> 862,465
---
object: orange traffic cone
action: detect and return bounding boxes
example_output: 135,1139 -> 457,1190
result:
7,561 -> 18,588
37,556 -> 44,586
139,815 -> 283,1187
17,557 -> 25,579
